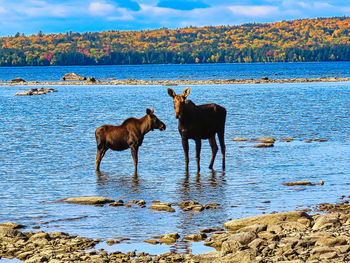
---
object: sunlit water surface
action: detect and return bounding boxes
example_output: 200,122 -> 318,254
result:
0,75 -> 350,255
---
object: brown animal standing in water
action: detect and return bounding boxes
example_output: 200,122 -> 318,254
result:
167,87 -> 226,172
95,109 -> 166,173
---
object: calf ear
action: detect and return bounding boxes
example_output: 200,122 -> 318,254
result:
167,88 -> 176,98
183,87 -> 191,98
146,108 -> 152,115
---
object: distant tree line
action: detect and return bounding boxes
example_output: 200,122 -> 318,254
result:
0,17 -> 349,66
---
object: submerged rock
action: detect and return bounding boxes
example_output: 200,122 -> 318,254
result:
15,88 -> 57,96
253,143 -> 274,148
57,196 -> 115,205
282,181 -> 314,186
233,137 -> 248,141
184,233 -> 207,242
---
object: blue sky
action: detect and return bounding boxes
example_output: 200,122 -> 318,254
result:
0,0 -> 349,36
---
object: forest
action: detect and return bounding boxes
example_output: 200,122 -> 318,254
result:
0,17 -> 349,66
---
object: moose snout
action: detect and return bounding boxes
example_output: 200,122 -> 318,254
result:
159,122 -> 166,131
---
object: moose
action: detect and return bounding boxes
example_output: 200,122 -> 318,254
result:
167,87 -> 226,172
95,108 -> 166,173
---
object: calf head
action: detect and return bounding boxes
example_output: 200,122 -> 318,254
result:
146,108 -> 166,131
167,87 -> 191,119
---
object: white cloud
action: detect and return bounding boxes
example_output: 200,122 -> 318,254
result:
107,8 -> 134,21
24,5 -> 69,17
228,5 -> 279,17
89,2 -> 115,16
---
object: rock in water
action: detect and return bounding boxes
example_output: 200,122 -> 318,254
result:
61,73 -> 86,81
57,196 -> 115,205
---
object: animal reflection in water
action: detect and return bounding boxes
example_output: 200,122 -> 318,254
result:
95,108 -> 166,173
168,87 -> 226,172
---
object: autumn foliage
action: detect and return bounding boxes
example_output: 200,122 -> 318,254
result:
0,17 -> 349,66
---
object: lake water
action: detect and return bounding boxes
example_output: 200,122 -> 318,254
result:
1,61 -> 350,82
0,62 -> 350,256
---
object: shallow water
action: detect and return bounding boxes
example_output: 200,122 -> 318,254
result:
0,80 -> 350,255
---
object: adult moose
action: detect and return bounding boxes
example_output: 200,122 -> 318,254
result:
167,87 -> 226,172
95,109 -> 166,173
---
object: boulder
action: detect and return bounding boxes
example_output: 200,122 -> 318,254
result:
0,226 -> 25,238
223,211 -> 309,232
86,77 -> 97,83
57,196 -> 115,205
160,233 -> 180,244
0,222 -> 25,229
61,73 -> 86,81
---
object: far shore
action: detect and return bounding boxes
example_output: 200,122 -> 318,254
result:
2,76 -> 350,86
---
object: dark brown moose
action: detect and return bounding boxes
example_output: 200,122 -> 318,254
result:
95,109 -> 166,173
167,87 -> 226,172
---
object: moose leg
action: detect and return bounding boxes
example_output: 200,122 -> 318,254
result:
208,136 -> 218,170
95,147 -> 107,171
182,137 -> 189,171
195,139 -> 202,172
218,131 -> 226,170
131,146 -> 139,174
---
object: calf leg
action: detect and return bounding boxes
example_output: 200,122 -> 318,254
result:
182,137 -> 189,171
195,139 -> 202,172
95,146 -> 107,171
131,146 -> 139,174
218,131 -> 226,170
209,136 -> 218,169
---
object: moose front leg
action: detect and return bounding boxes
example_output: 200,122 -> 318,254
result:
182,137 -> 189,171
130,145 -> 139,174
195,139 -> 201,172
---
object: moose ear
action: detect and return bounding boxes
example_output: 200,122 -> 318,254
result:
146,108 -> 152,115
167,88 -> 176,98
183,87 -> 191,98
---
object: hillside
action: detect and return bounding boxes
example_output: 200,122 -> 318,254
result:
0,17 -> 349,66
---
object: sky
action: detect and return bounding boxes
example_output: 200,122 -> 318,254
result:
0,0 -> 349,36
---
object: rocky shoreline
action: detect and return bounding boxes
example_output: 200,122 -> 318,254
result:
1,201 -> 349,262
2,76 -> 350,86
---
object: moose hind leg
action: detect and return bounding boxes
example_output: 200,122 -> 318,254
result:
195,139 -> 202,172
131,146 -> 139,174
95,147 -> 107,171
209,136 -> 218,169
218,131 -> 226,170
